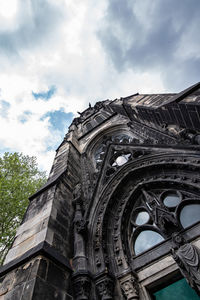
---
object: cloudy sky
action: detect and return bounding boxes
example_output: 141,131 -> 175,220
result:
0,0 -> 199,173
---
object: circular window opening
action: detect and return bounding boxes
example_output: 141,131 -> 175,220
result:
163,191 -> 181,208
135,211 -> 149,225
180,204 -> 200,228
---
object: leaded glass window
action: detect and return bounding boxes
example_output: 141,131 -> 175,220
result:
180,203 -> 200,228
128,188 -> 200,256
134,230 -> 164,255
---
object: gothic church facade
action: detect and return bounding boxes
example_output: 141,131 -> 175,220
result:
1,82 -> 200,299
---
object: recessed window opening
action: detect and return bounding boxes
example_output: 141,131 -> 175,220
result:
152,277 -> 199,299
134,230 -> 164,255
86,121 -> 92,131
128,188 -> 200,258
180,204 -> 200,228
95,115 -> 103,123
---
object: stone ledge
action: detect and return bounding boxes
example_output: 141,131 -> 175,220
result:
0,241 -> 72,278
29,170 -> 67,201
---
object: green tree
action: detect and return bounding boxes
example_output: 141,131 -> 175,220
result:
0,152 -> 47,264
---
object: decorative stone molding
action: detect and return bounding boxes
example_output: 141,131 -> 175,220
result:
72,274 -> 91,300
119,273 -> 139,299
72,183 -> 91,299
96,274 -> 115,300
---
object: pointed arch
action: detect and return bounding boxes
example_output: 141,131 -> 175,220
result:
87,151 -> 200,281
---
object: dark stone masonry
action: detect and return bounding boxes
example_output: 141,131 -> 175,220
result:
1,82 -> 200,299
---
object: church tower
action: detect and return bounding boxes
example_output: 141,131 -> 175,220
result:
1,82 -> 200,299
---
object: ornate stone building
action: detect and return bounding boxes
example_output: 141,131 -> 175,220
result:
1,82 -> 200,299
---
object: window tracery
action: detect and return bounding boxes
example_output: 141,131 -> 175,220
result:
94,133 -> 134,167
111,152 -> 131,167
128,189 -> 200,256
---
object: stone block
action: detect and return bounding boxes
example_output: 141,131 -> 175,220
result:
138,255 -> 175,282
46,261 -> 69,290
52,233 -> 71,258
0,256 -> 72,300
4,229 -> 47,264
21,278 -> 35,300
32,277 -> 69,300
4,283 -> 24,300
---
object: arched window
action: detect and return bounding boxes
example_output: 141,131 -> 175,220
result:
94,133 -> 133,167
128,188 -> 200,257
95,115 -> 104,123
85,121 -> 92,131
94,144 -> 106,163
134,229 -> 164,255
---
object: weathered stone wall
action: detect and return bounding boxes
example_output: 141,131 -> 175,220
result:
1,82 -> 200,299
0,136 -> 81,299
4,187 -> 56,265
0,256 -> 72,300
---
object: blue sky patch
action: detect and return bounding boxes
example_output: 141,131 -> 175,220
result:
0,100 -> 10,118
0,145 -> 14,156
32,86 -> 56,101
18,111 -> 32,123
41,109 -> 73,132
41,109 -> 74,152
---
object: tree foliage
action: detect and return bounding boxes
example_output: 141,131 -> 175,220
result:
0,152 -> 47,264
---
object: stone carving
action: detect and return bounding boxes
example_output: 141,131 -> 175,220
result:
94,101 -> 106,112
163,125 -> 200,145
116,256 -> 123,266
95,254 -> 101,267
127,121 -> 177,144
96,275 -> 114,300
120,274 -> 139,300
73,183 -> 82,202
74,216 -> 87,234
72,183 -> 91,299
73,183 -> 87,234
81,153 -> 94,211
142,190 -> 181,236
72,275 -> 91,300
71,101 -> 106,127
171,233 -> 200,296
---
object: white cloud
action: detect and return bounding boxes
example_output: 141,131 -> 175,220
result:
0,0 -> 18,19
1,0 -> 195,173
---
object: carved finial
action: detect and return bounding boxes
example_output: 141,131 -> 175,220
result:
89,102 -> 91,108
